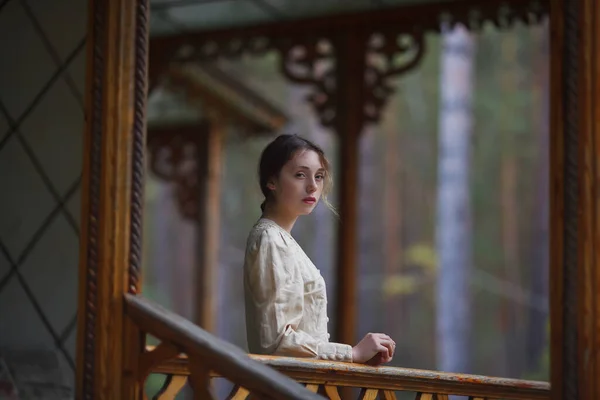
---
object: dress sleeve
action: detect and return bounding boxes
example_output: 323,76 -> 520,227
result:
245,228 -> 353,362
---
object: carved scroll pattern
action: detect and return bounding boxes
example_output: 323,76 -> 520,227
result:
277,36 -> 337,128
150,0 -> 547,135
364,30 -> 425,124
147,128 -> 204,220
166,35 -> 338,129
432,0 -> 547,32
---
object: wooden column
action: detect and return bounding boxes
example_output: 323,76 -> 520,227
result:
333,31 -> 366,346
76,0 -> 148,399
194,121 -> 224,332
550,0 -> 600,398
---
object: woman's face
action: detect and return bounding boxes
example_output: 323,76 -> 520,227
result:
268,149 -> 325,217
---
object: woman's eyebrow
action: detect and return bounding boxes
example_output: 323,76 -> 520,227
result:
297,165 -> 325,171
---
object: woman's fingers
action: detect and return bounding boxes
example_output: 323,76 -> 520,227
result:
375,333 -> 394,342
355,332 -> 396,364
379,338 -> 395,357
374,334 -> 396,349
375,344 -> 390,359
375,334 -> 396,358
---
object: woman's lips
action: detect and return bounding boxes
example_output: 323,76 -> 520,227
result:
303,197 -> 316,204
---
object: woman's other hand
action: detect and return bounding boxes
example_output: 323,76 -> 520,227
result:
351,333 -> 395,365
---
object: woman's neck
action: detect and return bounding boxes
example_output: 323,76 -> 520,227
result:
262,205 -> 297,233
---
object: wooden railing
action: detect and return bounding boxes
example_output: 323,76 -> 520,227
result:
125,294 -> 320,399
125,294 -> 551,399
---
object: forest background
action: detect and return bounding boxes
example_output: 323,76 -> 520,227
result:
143,17 -> 550,391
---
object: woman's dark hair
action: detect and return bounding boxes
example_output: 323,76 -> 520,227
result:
258,134 -> 335,213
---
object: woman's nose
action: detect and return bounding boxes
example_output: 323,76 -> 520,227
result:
307,181 -> 316,193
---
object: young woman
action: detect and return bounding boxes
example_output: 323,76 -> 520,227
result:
244,134 -> 395,365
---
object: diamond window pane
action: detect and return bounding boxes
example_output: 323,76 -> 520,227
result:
27,0 -> 88,61
0,0 -> 55,118
63,326 -> 77,363
0,137 -> 57,260
0,277 -> 55,348
0,249 -> 9,281
20,78 -> 84,196
66,185 -> 81,231
19,215 -> 79,335
0,111 -> 8,141
67,46 -> 87,99
0,109 -> 10,133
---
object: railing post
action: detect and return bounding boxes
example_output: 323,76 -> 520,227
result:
550,0 -> 600,398
333,30 -> 366,347
75,0 -> 149,399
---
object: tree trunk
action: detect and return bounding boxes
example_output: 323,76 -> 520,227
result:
436,24 -> 475,374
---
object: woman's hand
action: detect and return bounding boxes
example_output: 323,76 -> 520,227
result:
351,333 -> 395,365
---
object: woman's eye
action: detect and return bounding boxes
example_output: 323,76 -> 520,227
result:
315,174 -> 324,180
296,173 -> 305,178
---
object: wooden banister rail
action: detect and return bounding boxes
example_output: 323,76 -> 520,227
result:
152,354 -> 550,400
126,294 -> 550,399
124,294 -> 321,399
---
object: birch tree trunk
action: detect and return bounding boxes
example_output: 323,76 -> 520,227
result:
436,24 -> 476,374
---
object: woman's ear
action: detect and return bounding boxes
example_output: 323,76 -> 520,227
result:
267,181 -> 276,191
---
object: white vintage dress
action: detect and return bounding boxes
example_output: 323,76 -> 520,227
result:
243,218 -> 353,362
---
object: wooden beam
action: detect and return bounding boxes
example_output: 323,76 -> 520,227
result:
550,0 -> 600,398
76,0 -> 148,399
576,0 -> 600,396
194,121 -> 223,332
333,31 -> 365,347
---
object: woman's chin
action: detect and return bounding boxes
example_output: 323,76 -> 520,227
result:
299,204 -> 317,215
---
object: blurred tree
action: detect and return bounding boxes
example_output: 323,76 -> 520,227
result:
435,24 -> 476,374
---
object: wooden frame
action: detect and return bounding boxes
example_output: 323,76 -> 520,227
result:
75,0 -> 148,398
74,0 -> 599,398
549,0 -> 600,398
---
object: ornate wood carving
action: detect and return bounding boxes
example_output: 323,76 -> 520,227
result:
364,30 -> 426,124
278,37 -> 336,127
77,0 -> 105,396
147,125 -> 209,220
129,0 -> 149,296
150,0 -> 548,132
